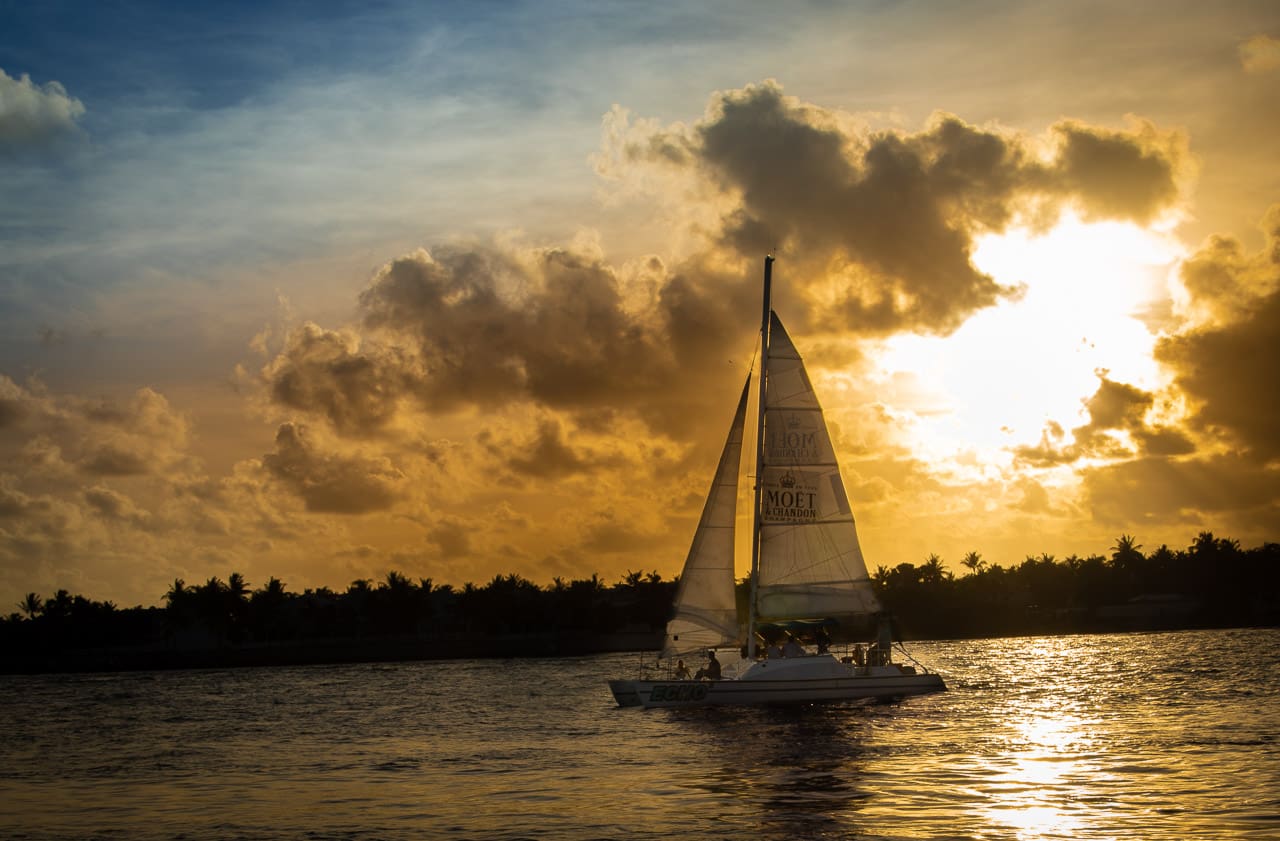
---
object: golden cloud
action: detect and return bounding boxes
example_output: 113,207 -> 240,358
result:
1240,34 -> 1280,73
261,422 -> 407,514
1158,206 -> 1280,460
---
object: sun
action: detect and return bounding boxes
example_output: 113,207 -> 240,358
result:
868,212 -> 1186,474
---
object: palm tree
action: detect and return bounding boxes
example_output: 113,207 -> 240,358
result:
961,552 -> 986,576
1110,534 -> 1146,597
382,570 -> 412,593
379,570 -> 420,635
258,576 -> 287,600
164,578 -> 188,608
44,589 -> 72,620
227,572 -> 250,602
18,592 -> 42,620
249,577 -> 289,642
920,554 -> 951,585
1111,534 -> 1143,566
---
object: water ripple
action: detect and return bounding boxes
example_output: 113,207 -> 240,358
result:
1,629 -> 1277,840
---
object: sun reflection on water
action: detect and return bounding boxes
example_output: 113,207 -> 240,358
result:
972,639 -> 1106,839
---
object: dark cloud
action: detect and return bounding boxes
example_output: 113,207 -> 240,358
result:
260,85 -> 1190,454
263,323 -> 417,437
81,444 -> 152,477
0,376 -> 29,429
261,422 -> 405,514
1050,120 -> 1182,223
1015,374 -> 1192,466
616,81 -> 1187,335
0,479 -> 48,519
359,246 -> 666,409
1083,453 -> 1280,527
1080,377 -> 1152,435
265,245 -> 757,443
83,486 -> 152,527
1156,207 -> 1280,460
257,84 -> 1191,482
505,417 -> 595,479
580,514 -> 654,554
428,516 -> 471,559
0,382 -> 192,478
1062,207 -> 1280,531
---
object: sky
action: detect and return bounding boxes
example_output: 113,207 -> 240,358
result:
1,0 -> 1278,609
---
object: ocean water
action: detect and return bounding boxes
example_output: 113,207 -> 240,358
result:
2,628 -> 1277,840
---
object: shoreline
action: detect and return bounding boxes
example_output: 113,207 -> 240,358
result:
5,620 -> 1274,676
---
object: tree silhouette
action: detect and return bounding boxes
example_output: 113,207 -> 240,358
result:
961,552 -> 986,576
375,570 -> 424,636
4,532 -> 1278,673
249,577 -> 290,642
921,554 -> 951,585
18,593 -> 42,620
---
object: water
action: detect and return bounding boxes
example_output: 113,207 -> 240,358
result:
2,628 -> 1277,840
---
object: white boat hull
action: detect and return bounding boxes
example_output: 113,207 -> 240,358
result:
609,655 -> 946,709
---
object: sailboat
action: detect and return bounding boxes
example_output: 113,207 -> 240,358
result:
609,257 -> 946,708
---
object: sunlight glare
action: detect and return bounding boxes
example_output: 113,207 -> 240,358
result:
872,214 -> 1185,472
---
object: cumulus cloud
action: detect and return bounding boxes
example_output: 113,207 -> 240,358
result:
0,380 -> 193,478
0,474 -> 52,519
262,322 -> 417,437
1083,453 -> 1279,527
0,378 -> 258,604
0,82 -> 1229,607
261,422 -> 407,514
1239,35 -> 1280,73
358,246 -> 668,408
494,415 -> 637,480
1026,207 -> 1279,474
601,81 -> 1189,335
0,68 -> 85,151
83,485 -> 153,528
502,417 -> 596,478
0,375 -> 29,428
257,84 -> 1192,460
1015,373 -> 1193,466
1055,206 -> 1280,536
263,244 -> 757,442
427,515 -> 471,559
1049,119 -> 1185,223
1157,206 -> 1280,460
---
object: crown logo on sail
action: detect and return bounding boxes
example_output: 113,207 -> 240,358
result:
787,414 -> 802,430
780,471 -> 796,488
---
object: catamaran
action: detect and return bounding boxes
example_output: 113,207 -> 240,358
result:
609,257 -> 946,708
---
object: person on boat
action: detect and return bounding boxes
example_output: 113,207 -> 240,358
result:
782,635 -> 805,657
673,659 -> 691,680
851,643 -> 866,667
875,614 -> 895,665
694,650 -> 721,680
767,640 -> 785,659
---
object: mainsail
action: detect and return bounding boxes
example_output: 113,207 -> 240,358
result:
660,377 -> 750,658
755,312 -> 882,622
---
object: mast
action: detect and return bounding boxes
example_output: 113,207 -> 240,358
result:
746,255 -> 773,659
